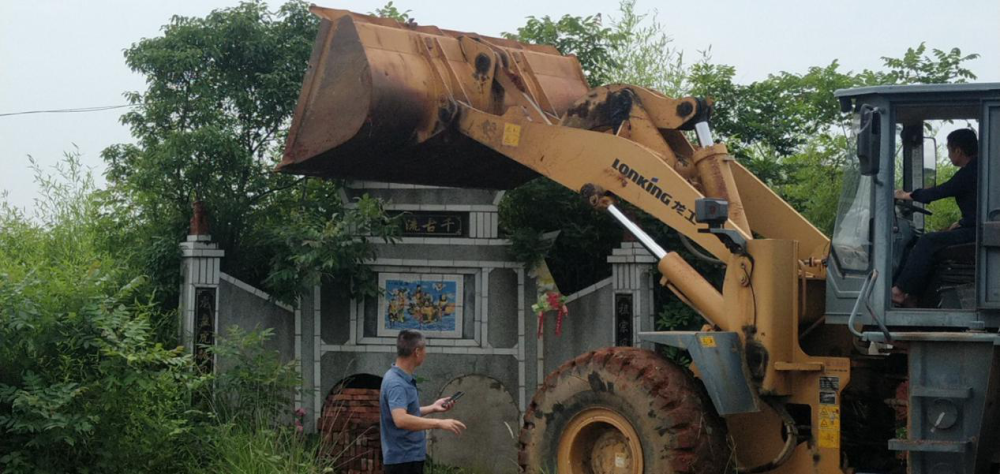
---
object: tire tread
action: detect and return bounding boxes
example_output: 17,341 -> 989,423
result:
519,347 -> 731,473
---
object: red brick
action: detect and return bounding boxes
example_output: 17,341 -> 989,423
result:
320,388 -> 383,472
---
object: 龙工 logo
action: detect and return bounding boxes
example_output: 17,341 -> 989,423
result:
611,158 -> 697,224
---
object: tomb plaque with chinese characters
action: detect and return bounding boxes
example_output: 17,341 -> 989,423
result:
615,293 -> 633,347
397,212 -> 466,237
194,287 -> 216,373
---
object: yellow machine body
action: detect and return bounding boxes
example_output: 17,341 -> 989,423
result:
281,7 -> 850,472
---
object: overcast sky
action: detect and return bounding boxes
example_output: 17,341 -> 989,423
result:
2,0 -> 998,213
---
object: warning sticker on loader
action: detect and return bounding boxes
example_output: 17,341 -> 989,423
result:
503,123 -> 521,146
819,391 -> 837,405
818,405 -> 840,449
820,376 -> 840,391
698,335 -> 717,348
819,375 -> 839,405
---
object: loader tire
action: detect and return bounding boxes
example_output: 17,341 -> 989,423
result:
519,347 -> 731,473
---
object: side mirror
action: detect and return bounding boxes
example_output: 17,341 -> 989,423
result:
857,105 -> 881,176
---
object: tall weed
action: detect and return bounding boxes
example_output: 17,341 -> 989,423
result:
1,152 -> 340,472
203,420 -> 334,473
206,325 -> 300,424
0,152 -> 207,472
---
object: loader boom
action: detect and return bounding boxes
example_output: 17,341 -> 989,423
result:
278,6 -> 830,265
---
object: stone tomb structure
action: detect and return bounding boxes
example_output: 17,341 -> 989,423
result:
179,182 -> 659,472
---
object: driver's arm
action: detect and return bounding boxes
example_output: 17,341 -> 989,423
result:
908,165 -> 974,204
894,189 -> 913,201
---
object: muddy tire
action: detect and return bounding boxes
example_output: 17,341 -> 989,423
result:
518,347 -> 731,473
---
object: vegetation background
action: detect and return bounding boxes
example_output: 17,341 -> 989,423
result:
0,0 -> 979,471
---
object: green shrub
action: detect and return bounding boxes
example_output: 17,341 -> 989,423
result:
205,325 -> 300,425
0,153 -> 341,473
0,154 -> 208,473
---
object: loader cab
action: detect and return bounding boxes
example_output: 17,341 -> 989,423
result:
826,83 -> 1000,330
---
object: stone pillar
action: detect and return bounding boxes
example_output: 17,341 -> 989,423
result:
178,202 -> 224,370
607,242 -> 657,349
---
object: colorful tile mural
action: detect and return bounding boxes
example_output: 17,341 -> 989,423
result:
377,273 -> 463,338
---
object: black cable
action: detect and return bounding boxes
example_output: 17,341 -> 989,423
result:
741,255 -> 757,326
679,233 -> 725,266
0,104 -> 135,118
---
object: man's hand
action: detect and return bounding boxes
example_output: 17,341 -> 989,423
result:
436,418 -> 466,435
894,189 -> 912,201
429,397 -> 455,414
948,221 -> 961,231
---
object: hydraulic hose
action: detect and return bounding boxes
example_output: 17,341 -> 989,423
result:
679,233 -> 725,266
737,399 -> 800,473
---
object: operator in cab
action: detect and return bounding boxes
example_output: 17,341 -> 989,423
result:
891,128 -> 978,306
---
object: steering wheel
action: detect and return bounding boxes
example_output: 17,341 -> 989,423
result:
895,198 -> 933,216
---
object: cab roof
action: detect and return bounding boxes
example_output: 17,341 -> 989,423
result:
835,83 -> 1000,122
835,82 -> 1000,99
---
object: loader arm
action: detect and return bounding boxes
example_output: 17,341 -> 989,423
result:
455,103 -> 744,261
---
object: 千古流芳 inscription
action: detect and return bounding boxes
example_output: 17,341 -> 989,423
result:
396,211 -> 466,237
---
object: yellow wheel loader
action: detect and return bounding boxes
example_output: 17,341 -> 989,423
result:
279,7 -> 1000,473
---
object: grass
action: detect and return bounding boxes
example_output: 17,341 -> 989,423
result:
425,459 -> 501,474
204,421 -> 335,474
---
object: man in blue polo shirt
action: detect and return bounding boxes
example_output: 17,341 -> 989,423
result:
380,329 -> 466,474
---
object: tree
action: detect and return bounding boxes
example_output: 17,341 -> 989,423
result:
604,0 -> 688,96
504,12 -> 623,88
499,2 -> 725,328
686,59 -> 860,159
101,1 -> 396,313
865,42 -> 979,85
500,2 -> 644,293
688,44 -> 978,164
685,44 -> 978,235
371,1 -> 410,22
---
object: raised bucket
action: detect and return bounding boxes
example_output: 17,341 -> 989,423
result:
277,6 -> 590,189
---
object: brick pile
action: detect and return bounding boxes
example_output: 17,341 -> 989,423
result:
320,388 -> 383,474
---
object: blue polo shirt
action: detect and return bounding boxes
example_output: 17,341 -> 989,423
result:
380,365 -> 425,464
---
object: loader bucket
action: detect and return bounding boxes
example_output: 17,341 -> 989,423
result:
277,6 -> 590,189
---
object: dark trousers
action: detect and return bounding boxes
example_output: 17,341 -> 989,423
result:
385,461 -> 424,474
895,227 -> 976,295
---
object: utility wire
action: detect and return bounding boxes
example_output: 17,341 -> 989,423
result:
0,104 -> 136,118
